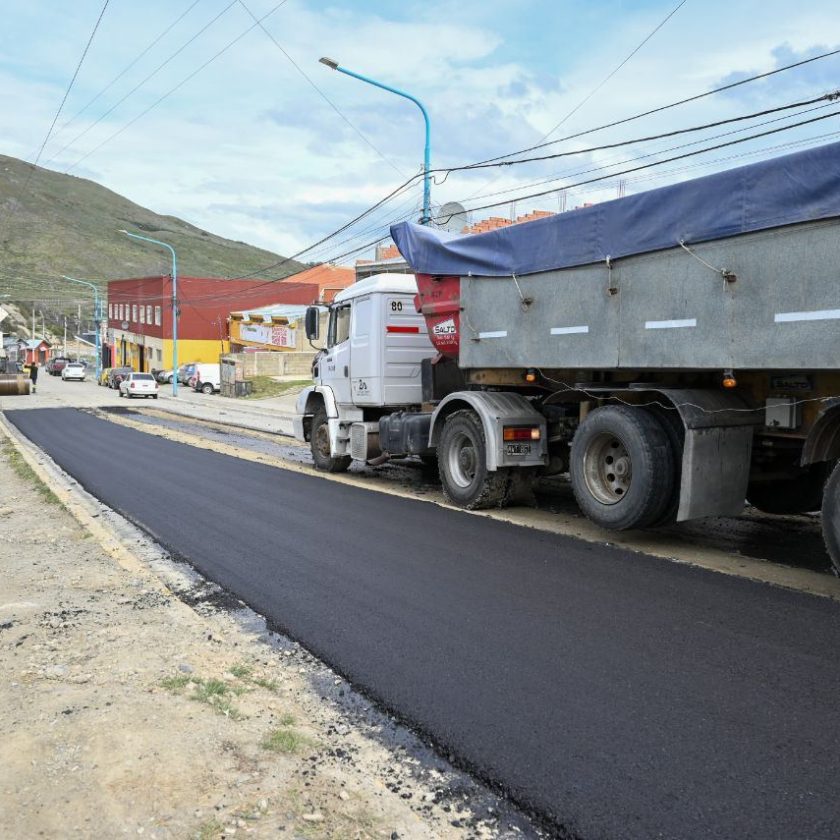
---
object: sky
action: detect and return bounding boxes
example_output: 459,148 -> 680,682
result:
1,0 -> 839,264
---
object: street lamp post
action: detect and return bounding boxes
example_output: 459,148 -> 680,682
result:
319,56 -> 432,225
118,230 -> 178,397
59,275 -> 102,382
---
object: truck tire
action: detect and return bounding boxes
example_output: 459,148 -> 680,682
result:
201,382 -> 214,395
310,407 -> 351,473
570,404 -> 676,530
748,462 -> 831,514
821,462 -> 840,575
438,409 -> 510,509
648,405 -> 685,526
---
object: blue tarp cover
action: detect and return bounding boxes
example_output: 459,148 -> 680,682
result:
391,140 -> 840,277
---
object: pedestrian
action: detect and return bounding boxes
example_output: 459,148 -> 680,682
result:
29,359 -> 38,393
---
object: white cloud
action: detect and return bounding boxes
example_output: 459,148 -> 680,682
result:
1,0 -> 838,261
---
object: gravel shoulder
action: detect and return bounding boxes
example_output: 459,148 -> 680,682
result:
0,431 -> 534,840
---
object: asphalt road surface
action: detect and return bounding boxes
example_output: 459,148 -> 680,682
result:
8,408 -> 840,840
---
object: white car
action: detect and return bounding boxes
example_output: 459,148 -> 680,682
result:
61,362 -> 86,381
119,372 -> 159,399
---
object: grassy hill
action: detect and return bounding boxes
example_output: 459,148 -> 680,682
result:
0,154 -> 304,317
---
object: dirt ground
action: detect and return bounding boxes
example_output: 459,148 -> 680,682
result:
0,436 -> 533,840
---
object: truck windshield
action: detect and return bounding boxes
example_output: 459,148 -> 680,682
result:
328,305 -> 351,348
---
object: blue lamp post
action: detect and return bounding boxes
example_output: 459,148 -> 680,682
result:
60,275 -> 102,382
119,230 -> 179,396
319,56 -> 431,225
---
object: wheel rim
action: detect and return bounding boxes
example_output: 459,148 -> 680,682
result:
582,432 -> 632,505
446,430 -> 479,489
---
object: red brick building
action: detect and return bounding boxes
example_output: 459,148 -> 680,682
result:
106,275 -> 318,371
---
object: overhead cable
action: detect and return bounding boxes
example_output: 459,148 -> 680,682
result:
473,46 -> 840,167
63,0 -> 291,173
539,0 -> 689,142
50,0 -> 242,167
454,109 -> 840,218
237,0 -> 406,177
42,0 -> 205,156
444,91 -> 839,173
0,0 -> 110,235
447,98 -> 837,204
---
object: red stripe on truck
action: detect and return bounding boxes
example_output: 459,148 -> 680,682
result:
386,325 -> 420,334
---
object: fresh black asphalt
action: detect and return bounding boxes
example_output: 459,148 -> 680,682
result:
7,407 -> 840,839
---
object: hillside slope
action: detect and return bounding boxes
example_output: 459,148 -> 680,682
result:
0,155 -> 302,295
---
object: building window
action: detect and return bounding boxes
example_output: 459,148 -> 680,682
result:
154,306 -> 162,326
132,304 -> 138,322
108,304 -> 113,319
146,305 -> 152,324
119,304 -> 124,320
156,349 -> 162,361
139,306 -> 146,325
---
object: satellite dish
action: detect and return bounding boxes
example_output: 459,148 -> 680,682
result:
435,201 -> 470,233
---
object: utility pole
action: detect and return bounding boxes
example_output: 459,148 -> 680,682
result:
64,317 -> 67,356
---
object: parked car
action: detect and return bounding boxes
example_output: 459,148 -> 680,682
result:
98,367 -> 112,386
177,363 -> 197,385
61,362 -> 86,381
156,368 -> 175,384
119,372 -> 159,399
193,363 -> 221,395
47,356 -> 71,375
108,366 -> 133,388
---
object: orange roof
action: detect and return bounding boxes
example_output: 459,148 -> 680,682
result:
282,263 -> 355,302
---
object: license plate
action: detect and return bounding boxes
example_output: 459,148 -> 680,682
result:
505,443 -> 531,456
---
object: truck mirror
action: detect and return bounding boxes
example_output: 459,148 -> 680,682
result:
305,306 -> 320,341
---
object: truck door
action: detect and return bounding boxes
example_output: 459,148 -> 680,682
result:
322,303 -> 352,406
349,295 -> 379,404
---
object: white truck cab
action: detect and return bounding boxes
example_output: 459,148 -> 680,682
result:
294,273 -> 437,470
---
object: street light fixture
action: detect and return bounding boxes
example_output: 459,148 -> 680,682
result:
118,229 -> 179,397
59,275 -> 103,382
319,56 -> 432,225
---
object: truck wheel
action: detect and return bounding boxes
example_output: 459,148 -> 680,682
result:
201,382 -> 214,395
310,407 -> 351,473
570,404 -> 675,530
648,406 -> 685,526
748,462 -> 831,514
438,409 -> 510,509
821,462 -> 840,575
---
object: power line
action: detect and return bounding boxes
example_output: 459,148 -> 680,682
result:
473,46 -> 840,167
31,0 -> 112,169
0,0 -> 110,236
445,98 -> 837,205
49,0 -> 241,168
443,91 -> 838,174
541,0 -> 689,143
455,109 -> 840,218
63,0 -> 291,174
41,0 -> 206,158
226,172 -> 421,280
463,0 -> 689,200
237,0 -> 406,178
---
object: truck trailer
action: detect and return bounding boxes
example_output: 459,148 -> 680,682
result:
294,140 -> 840,573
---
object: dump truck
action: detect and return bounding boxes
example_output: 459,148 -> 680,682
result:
294,140 -> 840,572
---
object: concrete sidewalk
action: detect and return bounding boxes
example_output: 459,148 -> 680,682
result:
155,388 -> 299,436
0,374 -> 302,437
